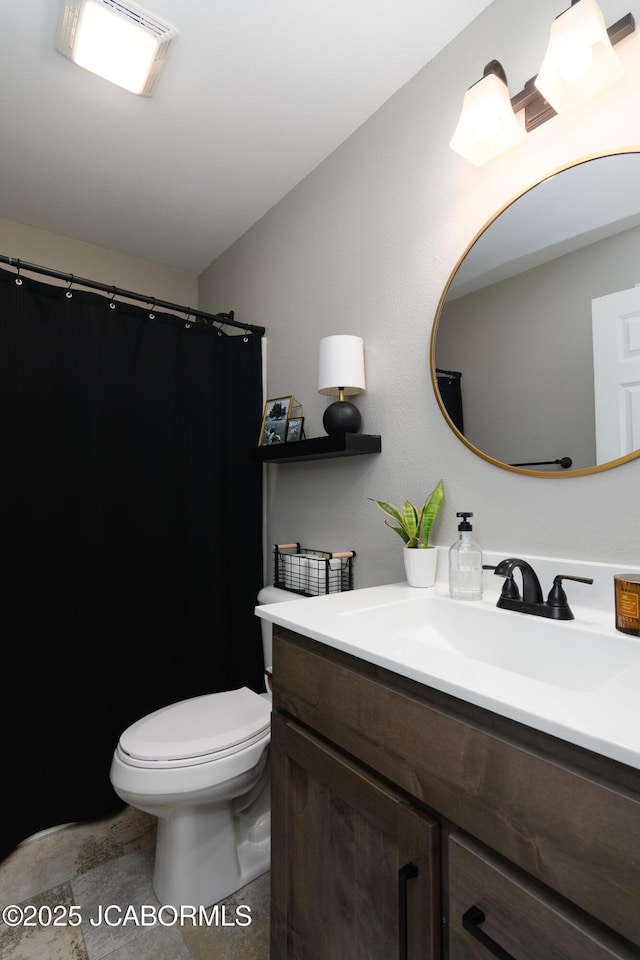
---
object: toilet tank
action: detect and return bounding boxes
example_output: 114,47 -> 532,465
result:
256,586 -> 305,677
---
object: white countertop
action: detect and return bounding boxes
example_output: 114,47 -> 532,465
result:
257,551 -> 640,771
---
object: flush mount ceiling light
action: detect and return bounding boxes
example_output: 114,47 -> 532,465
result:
449,61 -> 526,167
450,2 -> 634,166
535,0 -> 624,114
56,0 -> 176,96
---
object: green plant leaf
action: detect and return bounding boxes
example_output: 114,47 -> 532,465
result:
369,498 -> 405,528
421,480 -> 444,548
402,500 -> 419,539
370,485 -> 444,549
384,521 -> 411,544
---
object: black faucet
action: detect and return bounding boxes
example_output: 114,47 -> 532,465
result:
486,557 -> 593,621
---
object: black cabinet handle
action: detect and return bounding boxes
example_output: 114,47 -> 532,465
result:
399,861 -> 418,960
462,905 -> 517,960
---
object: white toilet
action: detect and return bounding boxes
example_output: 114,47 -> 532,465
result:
109,585 -> 298,908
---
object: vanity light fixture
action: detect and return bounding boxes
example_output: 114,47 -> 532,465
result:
449,60 -> 526,167
318,335 -> 366,436
450,0 -> 634,166
56,0 -> 177,96
535,0 -> 625,114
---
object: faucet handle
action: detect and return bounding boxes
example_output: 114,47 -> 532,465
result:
547,575 -> 594,609
486,561 -> 525,600
485,564 -> 522,600
499,575 -> 521,600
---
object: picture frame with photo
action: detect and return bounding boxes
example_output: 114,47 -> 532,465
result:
286,417 -> 305,442
258,396 -> 294,445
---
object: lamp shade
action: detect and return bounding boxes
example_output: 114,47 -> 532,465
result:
535,0 -> 623,114
318,336 -> 366,396
450,69 -> 525,166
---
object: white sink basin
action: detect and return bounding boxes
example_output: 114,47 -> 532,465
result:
340,594 -> 640,691
258,557 -> 640,768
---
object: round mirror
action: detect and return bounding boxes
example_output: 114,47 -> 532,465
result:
431,150 -> 640,477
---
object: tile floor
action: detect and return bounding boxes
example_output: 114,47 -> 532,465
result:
0,807 -> 270,960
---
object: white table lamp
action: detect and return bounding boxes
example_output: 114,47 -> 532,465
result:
318,335 -> 366,435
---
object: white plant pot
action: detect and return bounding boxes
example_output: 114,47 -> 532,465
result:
403,546 -> 438,588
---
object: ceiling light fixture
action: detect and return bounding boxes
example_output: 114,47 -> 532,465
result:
450,1 -> 634,166
56,0 -> 177,96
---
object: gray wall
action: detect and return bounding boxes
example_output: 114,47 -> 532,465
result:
0,218 -> 197,305
199,0 -> 640,587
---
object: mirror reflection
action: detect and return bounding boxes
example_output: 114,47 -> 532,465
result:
432,151 -> 640,476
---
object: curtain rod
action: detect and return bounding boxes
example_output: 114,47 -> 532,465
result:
1,255 -> 265,336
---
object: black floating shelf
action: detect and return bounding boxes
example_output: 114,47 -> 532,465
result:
253,433 -> 382,464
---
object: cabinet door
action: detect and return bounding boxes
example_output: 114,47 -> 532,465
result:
271,713 -> 440,960
448,833 -> 637,960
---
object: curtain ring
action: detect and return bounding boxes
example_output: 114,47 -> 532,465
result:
109,285 -> 117,310
149,298 -> 156,320
14,259 -> 22,286
243,327 -> 250,342
66,275 -> 74,298
184,307 -> 191,329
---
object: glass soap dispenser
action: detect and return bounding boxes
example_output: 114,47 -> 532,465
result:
449,512 -> 483,601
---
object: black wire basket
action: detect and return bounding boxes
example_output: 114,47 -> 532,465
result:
273,543 -> 355,597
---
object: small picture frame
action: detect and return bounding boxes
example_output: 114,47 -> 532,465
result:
258,396 -> 294,445
286,417 -> 305,442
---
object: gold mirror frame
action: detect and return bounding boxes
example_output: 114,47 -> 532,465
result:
430,148 -> 640,479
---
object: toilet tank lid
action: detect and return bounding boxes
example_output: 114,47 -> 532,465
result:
258,585 -> 305,604
119,687 -> 271,762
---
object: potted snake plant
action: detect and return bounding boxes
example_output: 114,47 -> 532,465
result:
369,479 -> 444,587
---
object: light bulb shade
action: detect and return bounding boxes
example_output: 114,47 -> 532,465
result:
318,335 -> 366,396
450,71 -> 525,166
535,0 -> 623,114
57,0 -> 176,96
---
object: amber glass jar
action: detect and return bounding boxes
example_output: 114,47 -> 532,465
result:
614,574 -> 640,636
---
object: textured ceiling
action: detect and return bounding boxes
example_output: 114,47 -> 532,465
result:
0,0 -> 494,274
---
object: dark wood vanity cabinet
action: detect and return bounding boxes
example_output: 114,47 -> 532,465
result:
270,627 -> 640,960
271,714 -> 440,959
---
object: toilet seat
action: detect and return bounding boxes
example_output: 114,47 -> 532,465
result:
118,687 -> 271,767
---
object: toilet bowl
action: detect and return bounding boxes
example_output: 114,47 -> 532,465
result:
109,585 -> 299,908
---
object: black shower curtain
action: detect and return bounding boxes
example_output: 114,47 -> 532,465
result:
435,369 -> 464,434
0,268 -> 265,859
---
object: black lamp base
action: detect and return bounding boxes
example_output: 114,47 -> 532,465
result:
323,400 -> 361,435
